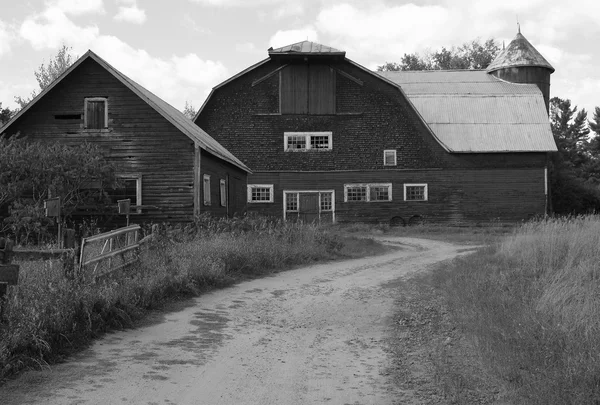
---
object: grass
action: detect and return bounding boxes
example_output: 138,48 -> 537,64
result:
0,215 -> 387,381
430,215 -> 600,404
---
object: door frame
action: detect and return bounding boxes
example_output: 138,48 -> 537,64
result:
283,190 -> 336,223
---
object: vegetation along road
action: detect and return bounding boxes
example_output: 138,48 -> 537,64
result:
0,237 -> 478,405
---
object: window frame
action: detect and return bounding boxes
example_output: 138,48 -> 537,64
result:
83,97 -> 108,130
115,174 -> 142,214
344,183 -> 392,202
284,132 -> 333,152
203,174 -> 211,206
403,183 -> 428,201
219,179 -> 227,207
247,184 -> 274,203
383,150 -> 397,166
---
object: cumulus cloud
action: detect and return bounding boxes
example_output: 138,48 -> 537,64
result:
20,7 -> 100,50
189,0 -> 286,6
50,0 -> 104,16
269,27 -> 318,49
90,36 -> 228,110
114,4 -> 147,24
0,21 -> 14,57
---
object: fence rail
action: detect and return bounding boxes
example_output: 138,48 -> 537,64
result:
79,224 -> 141,280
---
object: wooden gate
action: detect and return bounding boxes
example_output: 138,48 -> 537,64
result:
78,224 -> 141,280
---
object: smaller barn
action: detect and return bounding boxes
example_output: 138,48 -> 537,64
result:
0,51 -> 250,223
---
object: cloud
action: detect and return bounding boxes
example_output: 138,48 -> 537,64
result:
188,0 -> 289,6
235,42 -> 257,53
90,35 -> 229,110
50,0 -> 104,16
0,21 -> 14,57
114,5 -> 147,24
182,14 -> 210,34
20,7 -> 100,50
269,27 -> 318,49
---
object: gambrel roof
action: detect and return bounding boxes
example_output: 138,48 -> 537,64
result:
378,69 -> 557,153
0,51 -> 251,172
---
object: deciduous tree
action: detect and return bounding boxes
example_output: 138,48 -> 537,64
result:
183,101 -> 197,120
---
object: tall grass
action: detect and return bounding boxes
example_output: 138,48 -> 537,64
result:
433,215 -> 600,404
0,216 -> 351,379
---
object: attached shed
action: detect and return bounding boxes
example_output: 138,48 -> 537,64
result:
0,51 -> 250,223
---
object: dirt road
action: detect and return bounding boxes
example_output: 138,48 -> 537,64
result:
1,237 -> 476,405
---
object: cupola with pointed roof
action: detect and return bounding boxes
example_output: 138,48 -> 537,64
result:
487,28 -> 554,113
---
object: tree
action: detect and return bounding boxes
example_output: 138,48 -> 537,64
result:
0,136 -> 120,242
14,45 -> 76,109
183,101 -> 197,120
377,38 -> 500,71
0,103 -> 14,126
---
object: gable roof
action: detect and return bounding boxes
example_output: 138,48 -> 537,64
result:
268,41 -> 345,56
0,51 -> 250,173
487,31 -> 555,73
377,70 -> 557,153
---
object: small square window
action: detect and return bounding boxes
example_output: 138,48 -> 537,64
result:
286,193 -> 299,211
107,174 -> 142,213
203,174 -> 211,206
84,98 -> 108,129
370,185 -> 390,201
345,185 -> 367,202
384,150 -> 397,166
220,179 -> 227,207
404,184 -> 428,201
248,184 -> 274,203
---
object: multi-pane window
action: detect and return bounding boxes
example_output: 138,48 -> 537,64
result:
384,150 -> 397,166
284,132 -> 332,151
84,98 -> 107,129
203,175 -> 211,205
320,192 -> 333,211
286,193 -> 299,211
404,184 -> 428,201
248,185 -> 274,203
220,179 -> 227,207
344,184 -> 392,202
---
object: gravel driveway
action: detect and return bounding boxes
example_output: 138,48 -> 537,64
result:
0,237 -> 477,405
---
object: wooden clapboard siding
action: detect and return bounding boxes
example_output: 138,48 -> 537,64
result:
4,57 -> 247,223
308,65 -> 335,114
200,150 -> 248,218
280,64 -> 308,114
247,168 -> 546,224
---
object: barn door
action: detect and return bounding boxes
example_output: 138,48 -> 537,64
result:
299,193 -> 319,223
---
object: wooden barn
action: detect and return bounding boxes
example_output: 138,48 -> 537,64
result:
194,31 -> 558,225
0,51 -> 250,223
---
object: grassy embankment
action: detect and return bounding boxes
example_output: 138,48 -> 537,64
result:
0,215 -> 387,380
432,216 -> 600,404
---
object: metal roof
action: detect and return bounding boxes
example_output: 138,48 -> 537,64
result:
0,51 -> 250,173
268,41 -> 345,56
378,70 -> 557,153
487,31 -> 555,73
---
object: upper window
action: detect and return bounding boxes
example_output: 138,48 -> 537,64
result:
404,184 -> 428,201
284,132 -> 332,151
203,174 -> 211,206
280,64 -> 335,115
84,98 -> 108,129
344,184 -> 392,202
384,150 -> 397,166
248,184 -> 274,203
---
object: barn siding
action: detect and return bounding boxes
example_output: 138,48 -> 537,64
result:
4,58 -> 246,223
200,150 -> 247,218
247,168 -> 546,224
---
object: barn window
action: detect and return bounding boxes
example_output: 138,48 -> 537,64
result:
220,179 -> 227,207
247,184 -> 274,203
285,192 -> 299,212
320,192 -> 333,211
108,175 -> 142,213
344,183 -> 392,202
284,132 -> 332,151
203,175 -> 211,206
84,98 -> 108,129
280,64 -> 335,114
404,184 -> 428,201
384,150 -> 397,166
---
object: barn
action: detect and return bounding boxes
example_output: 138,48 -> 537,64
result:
194,31 -> 557,225
0,51 -> 250,223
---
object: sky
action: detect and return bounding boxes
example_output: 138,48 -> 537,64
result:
1,0 -> 599,119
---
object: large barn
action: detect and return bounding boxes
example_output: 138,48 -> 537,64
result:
0,51 -> 250,223
194,31 -> 557,225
